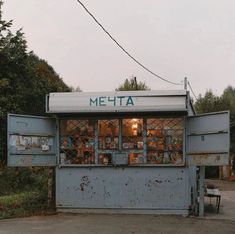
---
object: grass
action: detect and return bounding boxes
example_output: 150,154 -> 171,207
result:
0,191 -> 49,219
0,166 -> 55,219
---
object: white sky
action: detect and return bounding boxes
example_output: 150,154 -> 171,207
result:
3,0 -> 235,96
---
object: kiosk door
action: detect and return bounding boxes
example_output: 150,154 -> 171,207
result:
186,111 -> 230,166
186,111 -> 230,216
7,114 -> 57,167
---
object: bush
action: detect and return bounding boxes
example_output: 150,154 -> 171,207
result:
0,166 -> 49,196
0,165 -> 53,219
0,191 -> 48,219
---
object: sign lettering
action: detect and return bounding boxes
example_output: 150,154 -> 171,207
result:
90,96 -> 134,107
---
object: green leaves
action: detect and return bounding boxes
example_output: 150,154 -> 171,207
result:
116,77 -> 150,91
0,1 -> 71,162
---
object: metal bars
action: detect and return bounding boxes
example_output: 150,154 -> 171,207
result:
59,117 -> 184,166
146,118 -> 184,165
59,120 -> 95,164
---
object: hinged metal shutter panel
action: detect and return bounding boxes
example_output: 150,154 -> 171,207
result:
8,114 -> 57,167
186,111 -> 230,166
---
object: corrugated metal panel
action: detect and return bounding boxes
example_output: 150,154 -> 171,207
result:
47,90 -> 187,113
56,167 -> 190,210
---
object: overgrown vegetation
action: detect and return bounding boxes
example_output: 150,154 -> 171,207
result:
0,191 -> 48,219
0,0 -> 71,162
0,165 -> 51,219
0,0 -> 69,219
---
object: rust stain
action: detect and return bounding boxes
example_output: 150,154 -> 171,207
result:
80,176 -> 90,192
164,179 -> 171,183
155,180 -> 163,184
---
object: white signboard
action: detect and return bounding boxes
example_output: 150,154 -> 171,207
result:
47,90 -> 187,113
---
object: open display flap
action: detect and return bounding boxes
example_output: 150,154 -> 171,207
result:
186,111 -> 230,166
8,114 -> 57,167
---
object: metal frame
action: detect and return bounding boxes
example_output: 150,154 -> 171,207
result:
46,90 -> 188,114
58,115 -> 186,167
7,113 -> 57,167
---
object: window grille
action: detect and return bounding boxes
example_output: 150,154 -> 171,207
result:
60,119 -> 95,164
146,118 -> 183,164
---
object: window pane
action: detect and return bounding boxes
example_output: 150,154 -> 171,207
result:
122,119 -> 143,150
129,153 -> 145,164
98,119 -> 119,150
146,118 -> 183,165
98,153 -> 112,165
59,119 -> 95,164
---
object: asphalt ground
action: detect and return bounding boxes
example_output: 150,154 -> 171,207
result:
0,214 -> 235,234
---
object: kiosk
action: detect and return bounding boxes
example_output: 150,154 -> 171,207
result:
7,90 -> 230,216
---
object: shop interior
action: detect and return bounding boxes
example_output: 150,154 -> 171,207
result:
59,117 -> 184,166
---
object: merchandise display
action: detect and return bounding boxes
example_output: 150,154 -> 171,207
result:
122,119 -> 143,150
98,119 -> 119,150
146,118 -> 183,164
59,117 -> 184,165
59,120 -> 95,164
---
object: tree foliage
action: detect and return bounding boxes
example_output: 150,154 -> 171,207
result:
116,77 -> 150,91
194,90 -> 223,114
0,1 -> 71,161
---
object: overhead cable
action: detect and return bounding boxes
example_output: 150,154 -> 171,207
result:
75,0 -> 183,86
188,81 -> 198,101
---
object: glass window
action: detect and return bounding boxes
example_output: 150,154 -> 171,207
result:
98,119 -> 119,150
98,153 -> 112,165
146,118 -> 184,165
59,117 -> 184,166
129,153 -> 145,164
122,119 -> 143,150
122,119 -> 144,165
59,119 -> 95,164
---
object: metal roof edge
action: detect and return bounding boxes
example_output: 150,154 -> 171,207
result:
48,90 -> 187,97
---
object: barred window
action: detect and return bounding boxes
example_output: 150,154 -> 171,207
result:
59,119 -> 95,164
146,118 -> 184,165
59,117 -> 184,166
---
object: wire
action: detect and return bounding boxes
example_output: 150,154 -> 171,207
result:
75,0 -> 183,86
188,81 -> 198,101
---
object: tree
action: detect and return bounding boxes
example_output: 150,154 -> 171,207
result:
116,77 -> 150,91
194,90 -> 223,114
0,1 -> 71,162
194,87 -> 235,123
70,85 -> 82,92
221,86 -> 235,123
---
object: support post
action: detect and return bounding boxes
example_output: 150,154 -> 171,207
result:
47,167 -> 55,209
184,77 -> 188,90
134,76 -> 138,90
199,166 -> 205,217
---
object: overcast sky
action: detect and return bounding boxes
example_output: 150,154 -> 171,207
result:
3,0 -> 235,96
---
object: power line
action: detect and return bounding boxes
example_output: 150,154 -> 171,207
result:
188,81 -> 198,101
75,0 -> 183,86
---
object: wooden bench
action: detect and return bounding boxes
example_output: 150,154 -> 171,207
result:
205,188 -> 221,213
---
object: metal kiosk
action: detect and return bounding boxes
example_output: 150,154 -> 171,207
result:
7,90 -> 230,216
